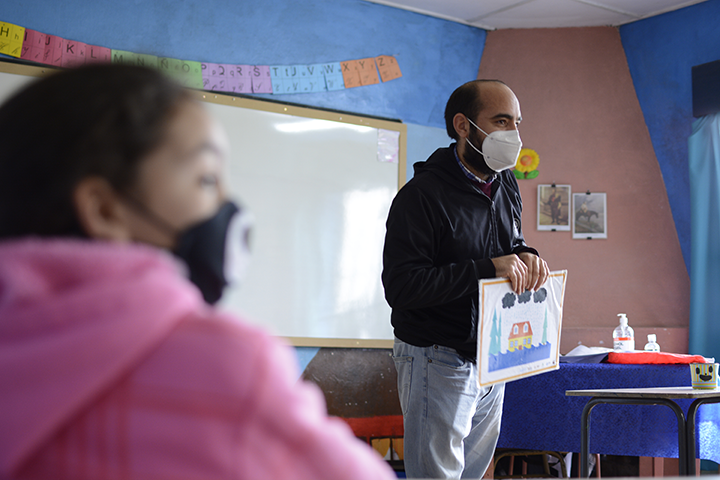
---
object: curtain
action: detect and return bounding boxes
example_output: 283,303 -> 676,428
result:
689,112 -> 720,362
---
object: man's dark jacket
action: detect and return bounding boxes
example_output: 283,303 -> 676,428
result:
382,145 -> 537,360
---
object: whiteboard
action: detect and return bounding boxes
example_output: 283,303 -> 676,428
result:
0,61 -> 406,347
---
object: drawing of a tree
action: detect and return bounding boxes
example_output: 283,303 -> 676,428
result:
489,309 -> 501,355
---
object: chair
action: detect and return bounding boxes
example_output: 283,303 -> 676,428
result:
493,449 -> 602,478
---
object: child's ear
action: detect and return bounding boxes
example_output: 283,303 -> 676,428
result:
72,176 -> 132,241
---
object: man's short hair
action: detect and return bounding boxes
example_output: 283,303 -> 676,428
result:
444,79 -> 508,140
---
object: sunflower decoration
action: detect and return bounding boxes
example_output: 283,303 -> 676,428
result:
514,148 -> 540,179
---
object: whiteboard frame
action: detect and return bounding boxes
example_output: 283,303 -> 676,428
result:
0,59 -> 406,349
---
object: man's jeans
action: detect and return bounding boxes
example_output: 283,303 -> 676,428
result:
393,338 -> 505,479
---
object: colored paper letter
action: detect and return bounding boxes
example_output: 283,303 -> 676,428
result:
86,45 -> 111,64
300,64 -> 327,93
111,50 -> 157,68
202,63 -> 236,92
21,29 -> 46,63
158,58 -> 203,89
269,65 -> 287,94
43,35 -> 63,66
321,62 -> 345,91
357,57 -> 380,86
112,49 -> 137,65
0,22 -> 25,58
251,65 -> 272,94
61,39 -> 87,68
341,60 -> 362,89
376,55 -> 402,82
233,65 -> 253,94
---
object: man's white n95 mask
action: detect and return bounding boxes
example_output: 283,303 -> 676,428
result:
466,117 -> 522,172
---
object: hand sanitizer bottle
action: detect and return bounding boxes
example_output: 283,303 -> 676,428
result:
613,313 -> 635,351
644,334 -> 660,352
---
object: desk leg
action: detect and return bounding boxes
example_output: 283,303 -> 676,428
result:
580,397 -> 688,477
686,397 -> 720,476
580,399 -> 598,478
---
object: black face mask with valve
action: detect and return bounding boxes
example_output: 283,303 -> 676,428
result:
122,198 -> 252,305
174,201 -> 242,304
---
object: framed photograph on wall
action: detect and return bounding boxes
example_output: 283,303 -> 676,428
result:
572,192 -> 607,239
537,184 -> 571,231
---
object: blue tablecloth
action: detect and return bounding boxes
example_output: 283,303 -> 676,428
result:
497,363 -> 720,462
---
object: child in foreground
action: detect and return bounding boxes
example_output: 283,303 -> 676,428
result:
0,64 -> 396,480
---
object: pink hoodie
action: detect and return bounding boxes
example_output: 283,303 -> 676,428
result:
0,239 -> 396,480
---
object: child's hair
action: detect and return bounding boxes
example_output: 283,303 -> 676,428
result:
0,64 -> 192,239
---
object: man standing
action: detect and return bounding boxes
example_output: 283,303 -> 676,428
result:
382,80 -> 549,479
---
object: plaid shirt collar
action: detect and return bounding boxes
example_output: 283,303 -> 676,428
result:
453,145 -> 495,185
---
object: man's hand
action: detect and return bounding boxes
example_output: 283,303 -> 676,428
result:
491,253 -> 549,294
518,252 -> 549,292
490,254 -> 528,294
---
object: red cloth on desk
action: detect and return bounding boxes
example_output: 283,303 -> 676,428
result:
608,351 -> 708,364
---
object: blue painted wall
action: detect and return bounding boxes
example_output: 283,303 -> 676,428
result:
619,0 -> 720,274
1,0 -> 485,128
405,123 -> 450,180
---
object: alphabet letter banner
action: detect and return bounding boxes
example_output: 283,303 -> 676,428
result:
3,19 -> 402,96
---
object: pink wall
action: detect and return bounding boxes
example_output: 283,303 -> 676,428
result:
477,27 -> 690,353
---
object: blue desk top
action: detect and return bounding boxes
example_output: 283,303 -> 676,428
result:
497,363 -> 720,462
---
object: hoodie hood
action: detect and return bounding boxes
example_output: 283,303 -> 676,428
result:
413,145 -> 457,177
413,145 -> 488,192
0,238 -> 204,476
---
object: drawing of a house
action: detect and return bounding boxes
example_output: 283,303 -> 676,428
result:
508,321 -> 533,352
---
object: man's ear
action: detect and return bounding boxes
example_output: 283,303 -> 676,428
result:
73,176 -> 132,241
453,113 -> 471,139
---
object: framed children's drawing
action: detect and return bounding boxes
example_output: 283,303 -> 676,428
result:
537,184 -> 571,231
477,270 -> 567,386
572,192 -> 607,239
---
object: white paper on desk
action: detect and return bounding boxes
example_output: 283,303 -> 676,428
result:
477,270 -> 567,386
